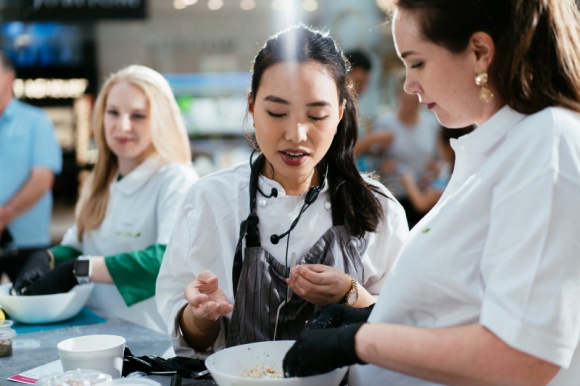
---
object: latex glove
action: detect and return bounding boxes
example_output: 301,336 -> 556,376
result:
304,303 -> 374,330
13,259 -> 78,296
283,323 -> 365,377
12,250 -> 52,287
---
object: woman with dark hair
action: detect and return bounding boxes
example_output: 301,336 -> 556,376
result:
156,25 -> 408,357
284,1 -> 580,385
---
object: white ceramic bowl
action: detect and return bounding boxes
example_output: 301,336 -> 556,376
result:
0,282 -> 94,324
206,340 -> 348,386
57,334 -> 126,378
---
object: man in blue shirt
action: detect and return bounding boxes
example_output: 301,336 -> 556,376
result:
0,51 -> 62,281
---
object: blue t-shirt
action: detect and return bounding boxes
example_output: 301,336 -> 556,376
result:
0,98 -> 62,247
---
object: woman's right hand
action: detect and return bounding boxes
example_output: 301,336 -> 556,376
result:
184,270 -> 233,322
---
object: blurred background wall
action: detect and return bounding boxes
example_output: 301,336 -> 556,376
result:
0,0 -> 405,242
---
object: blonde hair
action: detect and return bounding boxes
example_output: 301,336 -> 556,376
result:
76,64 -> 191,239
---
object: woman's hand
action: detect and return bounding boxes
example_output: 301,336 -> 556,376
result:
184,270 -> 233,323
180,270 -> 233,352
286,264 -> 351,305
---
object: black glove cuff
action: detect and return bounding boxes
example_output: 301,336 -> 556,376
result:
338,322 -> 366,365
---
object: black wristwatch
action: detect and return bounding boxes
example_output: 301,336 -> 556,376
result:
74,255 -> 92,284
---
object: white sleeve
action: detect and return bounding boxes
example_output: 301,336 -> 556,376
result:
156,179 -> 234,358
59,224 -> 82,251
360,185 -> 409,296
480,150 -> 580,367
155,165 -> 199,244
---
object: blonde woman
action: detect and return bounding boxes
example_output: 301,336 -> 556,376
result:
14,65 -> 199,333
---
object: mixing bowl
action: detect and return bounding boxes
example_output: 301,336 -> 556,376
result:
0,283 -> 94,324
205,340 -> 348,386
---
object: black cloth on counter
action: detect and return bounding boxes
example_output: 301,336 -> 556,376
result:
123,347 -> 208,378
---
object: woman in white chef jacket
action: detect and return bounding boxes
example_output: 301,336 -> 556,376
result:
13,65 -> 199,333
156,25 -> 409,357
283,1 -> 580,385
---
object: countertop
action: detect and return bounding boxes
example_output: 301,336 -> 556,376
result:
0,315 -> 216,386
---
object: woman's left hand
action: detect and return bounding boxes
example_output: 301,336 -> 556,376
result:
286,264 -> 350,305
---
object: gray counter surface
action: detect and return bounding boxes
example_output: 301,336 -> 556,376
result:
0,316 -> 216,386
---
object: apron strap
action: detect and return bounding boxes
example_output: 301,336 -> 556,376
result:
232,213 -> 259,298
232,151 -> 264,298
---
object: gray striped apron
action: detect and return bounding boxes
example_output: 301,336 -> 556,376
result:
226,215 -> 364,347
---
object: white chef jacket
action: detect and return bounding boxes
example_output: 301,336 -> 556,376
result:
61,155 -> 199,333
156,160 -> 409,357
349,106 -> 580,385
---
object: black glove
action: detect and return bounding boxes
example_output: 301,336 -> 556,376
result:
12,250 -> 52,289
305,303 -> 375,331
0,229 -> 13,248
283,322 -> 365,378
13,258 -> 78,296
122,347 -> 207,378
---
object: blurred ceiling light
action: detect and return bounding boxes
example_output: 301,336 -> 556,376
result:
184,0 -> 198,4
173,0 -> 187,10
302,0 -> 318,12
208,0 -> 224,10
240,0 -> 256,10
271,0 -> 290,11
376,0 -> 394,12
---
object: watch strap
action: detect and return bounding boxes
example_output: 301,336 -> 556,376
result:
340,274 -> 358,306
74,255 -> 92,284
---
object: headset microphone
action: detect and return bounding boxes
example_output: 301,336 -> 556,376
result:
270,186 -> 320,245
258,186 -> 278,198
270,234 -> 282,245
304,186 -> 320,204
269,160 -> 328,245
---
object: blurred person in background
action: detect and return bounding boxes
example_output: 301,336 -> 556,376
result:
0,51 -> 62,282
400,124 -> 474,215
345,49 -> 375,144
13,64 -> 199,333
284,0 -> 580,384
156,25 -> 408,358
344,49 -> 373,98
355,71 -> 440,227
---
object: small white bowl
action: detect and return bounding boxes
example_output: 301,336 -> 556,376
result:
57,334 -> 126,378
205,340 -> 348,386
0,282 -> 94,324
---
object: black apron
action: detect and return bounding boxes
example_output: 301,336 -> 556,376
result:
226,154 -> 364,347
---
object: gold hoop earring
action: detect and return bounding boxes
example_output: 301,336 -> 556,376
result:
474,72 -> 494,104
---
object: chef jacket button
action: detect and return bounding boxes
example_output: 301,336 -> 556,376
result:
259,199 -> 267,207
324,201 -> 331,210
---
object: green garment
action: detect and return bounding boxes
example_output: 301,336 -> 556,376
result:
49,243 -> 166,307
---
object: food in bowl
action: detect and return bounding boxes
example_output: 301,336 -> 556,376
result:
0,283 -> 94,324
241,363 -> 283,378
205,340 -> 348,386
